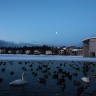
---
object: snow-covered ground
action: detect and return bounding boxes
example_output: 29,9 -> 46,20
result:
0,54 -> 96,62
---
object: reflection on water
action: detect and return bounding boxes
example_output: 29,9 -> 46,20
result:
0,60 -> 96,96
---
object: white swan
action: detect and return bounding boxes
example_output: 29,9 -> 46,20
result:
9,72 -> 27,86
81,76 -> 90,83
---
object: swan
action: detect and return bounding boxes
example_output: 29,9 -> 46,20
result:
81,76 -> 90,83
9,72 -> 27,86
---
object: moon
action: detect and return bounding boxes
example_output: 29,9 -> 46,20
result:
56,32 -> 57,35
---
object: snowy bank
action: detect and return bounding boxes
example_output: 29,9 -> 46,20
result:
0,54 -> 96,62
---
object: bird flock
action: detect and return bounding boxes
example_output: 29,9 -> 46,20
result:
0,60 -> 96,96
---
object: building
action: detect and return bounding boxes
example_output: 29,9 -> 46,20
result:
45,50 -> 52,55
77,49 -> 83,56
34,50 -> 40,55
16,50 -> 23,54
58,49 -> 64,55
71,49 -> 78,55
8,50 -> 15,54
82,37 -> 96,57
0,49 -> 6,54
25,50 -> 32,55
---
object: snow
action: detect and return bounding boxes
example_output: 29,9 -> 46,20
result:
0,54 -> 96,62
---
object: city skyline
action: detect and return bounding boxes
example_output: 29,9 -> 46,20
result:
0,0 -> 96,46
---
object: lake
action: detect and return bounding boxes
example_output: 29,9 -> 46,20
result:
0,54 -> 96,96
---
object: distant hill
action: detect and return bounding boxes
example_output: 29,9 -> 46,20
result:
0,40 -> 83,47
0,40 -> 37,47
0,40 -> 15,47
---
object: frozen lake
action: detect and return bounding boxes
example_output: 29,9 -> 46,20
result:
0,54 -> 96,62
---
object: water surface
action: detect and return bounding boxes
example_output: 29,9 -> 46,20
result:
0,55 -> 96,96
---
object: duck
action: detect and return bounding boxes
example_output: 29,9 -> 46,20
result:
38,78 -> 46,83
93,75 -> 96,78
10,71 -> 14,75
9,72 -> 27,86
0,78 -> 3,83
73,80 -> 81,86
81,76 -> 90,83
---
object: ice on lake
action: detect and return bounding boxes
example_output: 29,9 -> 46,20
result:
0,54 -> 96,62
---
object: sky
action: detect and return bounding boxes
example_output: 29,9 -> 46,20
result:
0,0 -> 96,46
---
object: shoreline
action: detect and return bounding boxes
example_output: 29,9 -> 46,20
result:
0,54 -> 96,62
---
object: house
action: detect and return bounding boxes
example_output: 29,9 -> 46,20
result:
34,50 -> 40,55
0,49 -> 6,54
25,50 -> 32,55
58,49 -> 64,55
45,50 -> 52,55
8,50 -> 15,54
77,49 -> 83,56
82,37 -> 96,57
71,49 -> 78,55
16,50 -> 23,54
71,49 -> 83,55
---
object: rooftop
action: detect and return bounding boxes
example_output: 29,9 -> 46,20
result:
82,37 -> 96,43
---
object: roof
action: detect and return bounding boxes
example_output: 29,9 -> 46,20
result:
82,37 -> 96,43
72,49 -> 78,51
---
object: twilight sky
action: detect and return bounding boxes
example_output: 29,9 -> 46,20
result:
0,0 -> 96,46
